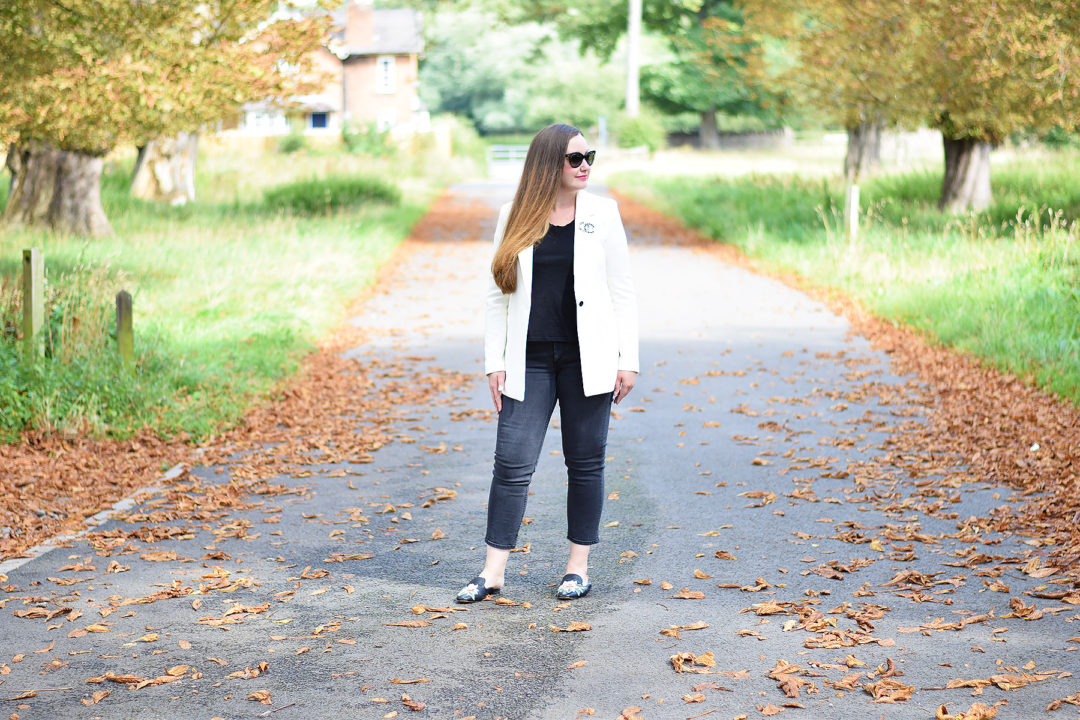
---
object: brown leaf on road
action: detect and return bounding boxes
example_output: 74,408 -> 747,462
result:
737,629 -> 767,641
139,550 -> 190,562
672,587 -> 706,599
827,673 -> 863,691
671,651 -> 717,674
567,661 -> 587,669
661,621 -> 710,639
693,569 -> 712,579
714,550 -> 737,560
550,622 -> 592,632
1000,597 -> 1043,620
936,701 -> 1005,720
401,692 -> 426,711
495,597 -> 529,606
80,689 -> 110,706
391,678 -> 430,684
683,693 -> 706,703
384,620 -> 432,628
617,706 -> 643,720
944,669 -> 1061,693
863,677 -> 913,703
247,690 -> 272,705
767,660 -> 818,699
758,704 -> 784,716
1047,691 -> 1080,710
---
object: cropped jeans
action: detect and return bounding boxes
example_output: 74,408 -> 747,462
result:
485,341 -> 613,550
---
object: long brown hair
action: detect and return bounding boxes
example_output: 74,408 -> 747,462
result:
491,123 -> 582,294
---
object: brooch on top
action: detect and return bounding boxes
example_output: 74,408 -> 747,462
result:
578,221 -> 595,234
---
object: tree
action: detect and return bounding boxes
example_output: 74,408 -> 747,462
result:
742,0 -> 1080,210
915,0 -> 1080,211
419,8 -> 623,133
0,1 -> 328,235
742,1 -> 918,180
645,1 -> 784,148
499,0 -> 784,147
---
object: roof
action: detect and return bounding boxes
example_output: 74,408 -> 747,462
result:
329,7 -> 424,57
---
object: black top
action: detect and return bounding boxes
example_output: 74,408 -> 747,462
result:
527,221 -> 578,342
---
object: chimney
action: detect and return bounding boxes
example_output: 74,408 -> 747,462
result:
345,0 -> 374,50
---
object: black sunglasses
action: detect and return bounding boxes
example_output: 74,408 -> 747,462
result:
565,150 -> 596,168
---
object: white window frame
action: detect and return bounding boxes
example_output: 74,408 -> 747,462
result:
375,55 -> 396,94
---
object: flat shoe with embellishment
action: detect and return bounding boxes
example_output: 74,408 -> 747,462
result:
456,576 -> 500,603
556,573 -> 592,599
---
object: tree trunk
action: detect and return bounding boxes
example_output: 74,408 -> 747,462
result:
3,141 -> 111,237
700,108 -> 720,149
939,137 -> 991,213
844,121 -> 882,181
130,131 -> 198,204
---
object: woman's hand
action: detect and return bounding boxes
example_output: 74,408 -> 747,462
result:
613,370 -> 637,405
488,371 -> 506,412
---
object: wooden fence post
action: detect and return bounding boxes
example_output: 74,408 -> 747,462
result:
116,290 -> 134,368
845,184 -> 860,247
22,248 -> 43,360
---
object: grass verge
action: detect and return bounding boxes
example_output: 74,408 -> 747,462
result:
0,140 -> 465,441
611,149 -> 1080,405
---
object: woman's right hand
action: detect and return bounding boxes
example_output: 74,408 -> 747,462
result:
488,371 -> 506,412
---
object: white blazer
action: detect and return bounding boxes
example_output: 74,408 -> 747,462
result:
484,190 -> 639,401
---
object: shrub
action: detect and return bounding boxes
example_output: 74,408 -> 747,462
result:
342,122 -> 395,157
263,175 -> 401,215
613,111 -> 666,153
277,129 -> 307,155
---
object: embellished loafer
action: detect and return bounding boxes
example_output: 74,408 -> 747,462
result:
556,573 -> 592,599
456,576 -> 500,603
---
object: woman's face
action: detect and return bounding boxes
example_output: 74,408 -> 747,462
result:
559,133 -> 591,194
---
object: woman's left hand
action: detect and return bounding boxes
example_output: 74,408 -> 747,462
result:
613,370 -> 637,405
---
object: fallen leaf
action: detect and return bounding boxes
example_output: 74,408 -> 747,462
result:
247,690 -> 272,705
80,689 -> 110,706
550,622 -> 591,632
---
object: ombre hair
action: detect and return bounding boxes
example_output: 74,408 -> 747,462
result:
491,123 -> 582,294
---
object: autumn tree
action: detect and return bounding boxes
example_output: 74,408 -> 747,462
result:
741,1 -> 917,181
742,0 -> 1080,210
0,1 -> 328,235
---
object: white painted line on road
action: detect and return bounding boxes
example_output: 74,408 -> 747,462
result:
0,461 -> 188,576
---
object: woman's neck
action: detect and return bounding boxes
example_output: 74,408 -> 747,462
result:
550,190 -> 577,224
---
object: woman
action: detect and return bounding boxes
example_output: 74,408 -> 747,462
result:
457,123 -> 638,603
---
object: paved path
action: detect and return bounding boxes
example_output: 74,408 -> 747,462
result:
0,183 -> 1077,720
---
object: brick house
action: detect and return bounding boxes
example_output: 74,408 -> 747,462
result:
233,0 -> 427,137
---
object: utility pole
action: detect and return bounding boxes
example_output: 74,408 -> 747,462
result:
626,0 -> 641,117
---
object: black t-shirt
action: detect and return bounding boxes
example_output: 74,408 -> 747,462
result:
527,221 -> 578,342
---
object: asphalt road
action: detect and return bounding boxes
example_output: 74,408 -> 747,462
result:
0,182 -> 1076,720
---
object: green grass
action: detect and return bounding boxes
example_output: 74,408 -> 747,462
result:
611,148 -> 1080,405
0,140 -> 463,441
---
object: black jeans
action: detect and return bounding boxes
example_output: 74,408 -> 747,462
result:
485,341 -> 613,550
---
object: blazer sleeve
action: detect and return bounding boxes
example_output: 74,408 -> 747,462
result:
605,200 -> 639,373
484,202 -> 513,375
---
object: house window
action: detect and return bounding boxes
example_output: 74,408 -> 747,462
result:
375,56 -> 396,94
310,112 -> 328,129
